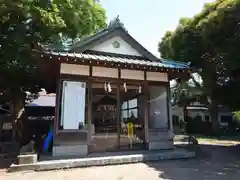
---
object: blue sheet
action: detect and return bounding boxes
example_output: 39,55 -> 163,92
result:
43,127 -> 53,152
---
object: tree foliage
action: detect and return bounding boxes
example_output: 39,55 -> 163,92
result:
0,0 -> 106,104
171,75 -> 204,107
159,0 -> 240,132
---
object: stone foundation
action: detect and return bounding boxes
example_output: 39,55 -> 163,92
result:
148,140 -> 174,150
148,130 -> 174,150
52,144 -> 88,157
17,154 -> 37,165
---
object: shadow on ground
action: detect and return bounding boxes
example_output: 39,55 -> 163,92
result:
0,155 -> 16,171
145,144 -> 240,180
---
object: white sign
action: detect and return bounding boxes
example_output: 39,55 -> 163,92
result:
2,123 -> 12,130
61,81 -> 86,130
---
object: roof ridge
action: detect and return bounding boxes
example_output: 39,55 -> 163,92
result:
108,15 -> 127,31
71,16 -> 126,50
71,27 -> 111,49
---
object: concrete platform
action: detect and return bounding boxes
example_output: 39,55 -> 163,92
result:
8,148 -> 195,172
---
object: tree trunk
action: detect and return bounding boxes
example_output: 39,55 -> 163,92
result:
209,102 -> 219,135
10,102 -> 17,141
10,97 -> 24,141
183,106 -> 188,119
183,105 -> 188,134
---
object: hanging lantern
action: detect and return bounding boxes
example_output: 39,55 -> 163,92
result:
123,82 -> 127,92
138,85 -> 142,94
108,82 -> 112,92
104,82 -> 107,92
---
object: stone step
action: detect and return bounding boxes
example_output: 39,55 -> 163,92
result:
8,148 -> 195,172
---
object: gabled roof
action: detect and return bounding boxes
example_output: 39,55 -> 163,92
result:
70,17 -> 159,62
38,17 -> 191,70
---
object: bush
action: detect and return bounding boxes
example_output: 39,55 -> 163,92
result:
186,115 -> 212,135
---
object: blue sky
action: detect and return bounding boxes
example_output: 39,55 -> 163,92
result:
100,0 -> 215,57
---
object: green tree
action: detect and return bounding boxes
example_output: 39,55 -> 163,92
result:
0,0 -> 106,137
159,0 -> 240,133
171,74 -> 205,133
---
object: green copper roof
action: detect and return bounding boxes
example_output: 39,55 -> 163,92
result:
44,51 -> 190,69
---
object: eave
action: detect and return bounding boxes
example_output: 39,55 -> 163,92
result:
35,50 -> 194,79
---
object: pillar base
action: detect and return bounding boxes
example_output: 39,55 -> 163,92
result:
147,130 -> 174,150
17,154 -> 37,164
52,144 -> 88,157
147,141 -> 174,150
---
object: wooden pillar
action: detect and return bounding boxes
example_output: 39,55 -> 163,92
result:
166,84 -> 173,133
54,62 -> 61,141
87,67 -> 93,148
87,80 -> 92,147
54,80 -> 60,138
116,83 -> 121,148
144,72 -> 149,144
116,69 -> 121,148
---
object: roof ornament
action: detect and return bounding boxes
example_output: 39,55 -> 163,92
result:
108,15 -> 126,31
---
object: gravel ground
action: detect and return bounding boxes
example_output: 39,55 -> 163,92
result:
1,144 -> 240,180
1,159 -> 240,180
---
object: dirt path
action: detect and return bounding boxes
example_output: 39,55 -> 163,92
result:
1,144 -> 240,180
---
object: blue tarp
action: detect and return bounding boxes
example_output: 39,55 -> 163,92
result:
43,127 -> 53,152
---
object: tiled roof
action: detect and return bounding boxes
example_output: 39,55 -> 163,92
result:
40,17 -> 191,66
160,59 -> 190,69
44,51 -> 190,69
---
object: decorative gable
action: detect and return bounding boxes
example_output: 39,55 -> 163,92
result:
90,36 -> 143,56
70,16 -> 159,61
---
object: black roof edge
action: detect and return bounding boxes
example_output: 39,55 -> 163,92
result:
84,50 -> 148,60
